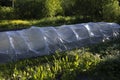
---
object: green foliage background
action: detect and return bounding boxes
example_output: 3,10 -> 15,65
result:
0,0 -> 120,22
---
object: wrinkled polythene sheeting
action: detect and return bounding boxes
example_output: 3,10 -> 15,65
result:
0,22 -> 120,63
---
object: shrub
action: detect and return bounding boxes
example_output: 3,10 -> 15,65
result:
61,0 -> 120,22
61,0 -> 76,16
102,0 -> 120,21
15,0 -> 45,19
0,6 -> 15,19
45,0 -> 63,17
3,0 -> 119,22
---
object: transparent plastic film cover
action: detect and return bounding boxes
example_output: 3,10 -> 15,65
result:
0,22 -> 120,63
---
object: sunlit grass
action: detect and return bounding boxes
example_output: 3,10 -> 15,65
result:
0,16 -> 86,31
0,20 -> 31,26
10,20 -> 31,25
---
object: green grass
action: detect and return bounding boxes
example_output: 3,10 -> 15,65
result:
0,16 -> 92,31
0,50 -> 101,80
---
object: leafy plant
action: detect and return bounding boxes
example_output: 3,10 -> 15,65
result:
0,7 -> 15,19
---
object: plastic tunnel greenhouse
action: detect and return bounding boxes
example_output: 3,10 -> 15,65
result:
0,22 -> 120,63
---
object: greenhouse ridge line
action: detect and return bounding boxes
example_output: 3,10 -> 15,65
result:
0,22 -> 120,63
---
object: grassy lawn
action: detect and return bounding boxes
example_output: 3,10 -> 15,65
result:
0,16 -> 93,31
0,17 -> 120,80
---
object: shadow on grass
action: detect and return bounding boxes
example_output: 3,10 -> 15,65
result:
73,55 -> 120,80
91,55 -> 120,80
87,38 -> 120,57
